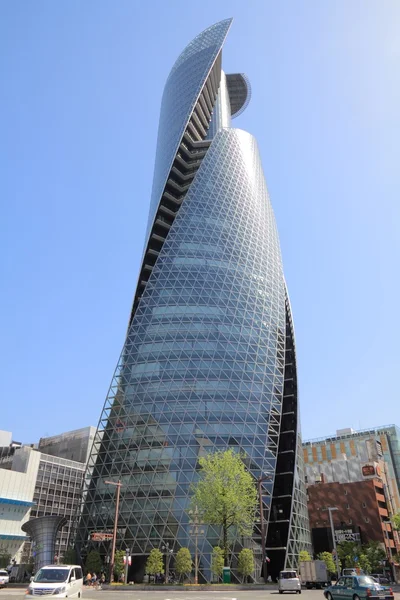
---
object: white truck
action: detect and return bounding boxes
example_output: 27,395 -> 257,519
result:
299,560 -> 330,589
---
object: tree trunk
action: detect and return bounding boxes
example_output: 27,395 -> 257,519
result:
223,518 -> 228,567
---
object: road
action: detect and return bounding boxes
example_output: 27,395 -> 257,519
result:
2,590 -> 400,600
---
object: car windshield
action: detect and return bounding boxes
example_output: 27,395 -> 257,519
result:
0,571 -> 8,576
358,577 -> 379,586
280,572 -> 297,579
34,568 -> 69,583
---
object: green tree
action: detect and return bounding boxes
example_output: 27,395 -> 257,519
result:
363,541 -> 386,572
0,552 -> 11,568
358,554 -> 371,574
337,541 -> 361,568
317,552 -> 336,575
145,549 -> 164,577
62,548 -> 77,565
211,546 -> 225,581
299,550 -> 312,561
392,513 -> 400,531
237,548 -> 254,583
191,449 -> 257,565
85,550 -> 102,574
174,547 -> 192,581
114,550 -> 126,580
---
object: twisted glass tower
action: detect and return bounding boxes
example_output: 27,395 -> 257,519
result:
76,19 -> 311,581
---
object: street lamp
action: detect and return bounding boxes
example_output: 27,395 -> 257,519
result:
105,480 -> 122,583
322,506 -> 340,579
161,542 -> 173,583
189,506 -> 205,584
258,474 -> 273,582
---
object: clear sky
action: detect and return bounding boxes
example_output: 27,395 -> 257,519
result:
1,1 -> 399,444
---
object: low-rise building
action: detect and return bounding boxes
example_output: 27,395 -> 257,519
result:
0,427 -> 95,564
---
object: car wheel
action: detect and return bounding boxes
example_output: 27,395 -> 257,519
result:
326,592 -> 333,600
279,591 -> 283,594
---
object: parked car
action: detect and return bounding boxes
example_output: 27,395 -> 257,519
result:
371,575 -> 391,585
0,570 -> 9,588
279,570 -> 302,594
324,575 -> 393,600
342,569 -> 366,577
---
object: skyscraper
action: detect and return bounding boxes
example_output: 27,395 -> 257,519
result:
76,19 -> 311,581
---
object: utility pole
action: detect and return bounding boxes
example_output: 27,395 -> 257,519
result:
258,474 -> 272,582
124,548 -> 130,584
105,480 -> 122,583
189,506 -> 204,584
161,542 -> 173,583
323,506 -> 340,579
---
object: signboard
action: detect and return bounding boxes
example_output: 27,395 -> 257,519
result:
91,532 -> 113,542
334,528 -> 361,543
362,464 -> 376,477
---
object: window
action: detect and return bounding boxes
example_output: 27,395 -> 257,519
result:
362,502 -> 366,508
344,489 -> 348,495
365,517 -> 369,523
346,503 -> 350,509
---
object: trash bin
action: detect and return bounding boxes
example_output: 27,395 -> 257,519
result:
223,567 -> 231,583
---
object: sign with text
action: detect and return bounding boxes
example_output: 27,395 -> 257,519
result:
91,532 -> 113,542
334,528 -> 361,543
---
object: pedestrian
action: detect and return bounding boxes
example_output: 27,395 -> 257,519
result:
85,572 -> 92,586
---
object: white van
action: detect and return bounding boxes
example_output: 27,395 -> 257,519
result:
27,564 -> 83,598
279,570 -> 302,594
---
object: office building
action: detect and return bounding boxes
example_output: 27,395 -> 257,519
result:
0,427 -> 94,565
76,19 -> 311,581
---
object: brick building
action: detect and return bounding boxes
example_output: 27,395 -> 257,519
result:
307,478 -> 398,557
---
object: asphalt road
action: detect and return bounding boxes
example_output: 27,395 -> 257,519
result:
2,590 -> 400,600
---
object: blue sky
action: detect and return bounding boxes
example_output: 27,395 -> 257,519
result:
1,1 -> 399,443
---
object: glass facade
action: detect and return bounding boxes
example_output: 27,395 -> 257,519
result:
76,19 -> 311,582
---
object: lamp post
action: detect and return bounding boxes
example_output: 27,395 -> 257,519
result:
161,542 -> 173,583
105,480 -> 122,583
322,506 -> 340,579
189,506 -> 204,584
258,474 -> 272,582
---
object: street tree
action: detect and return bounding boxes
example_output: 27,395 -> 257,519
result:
337,541 -> 360,568
175,547 -> 192,581
237,548 -> 254,583
114,550 -> 125,581
211,546 -> 225,581
358,554 -> 371,574
363,541 -> 386,572
299,550 -> 312,561
317,552 -> 336,575
145,549 -> 164,577
85,550 -> 102,574
62,548 -> 77,565
0,552 -> 11,569
191,449 -> 257,565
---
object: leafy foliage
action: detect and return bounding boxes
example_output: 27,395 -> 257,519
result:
317,552 -> 336,575
237,548 -> 254,582
299,550 -> 312,561
145,548 -> 164,576
336,540 -> 385,572
191,449 -> 257,564
363,541 -> 386,572
0,551 -> 11,568
85,550 -> 102,574
358,554 -> 371,574
62,548 -> 77,565
174,547 -> 192,581
393,513 -> 400,531
211,546 -> 225,580
114,550 -> 126,579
